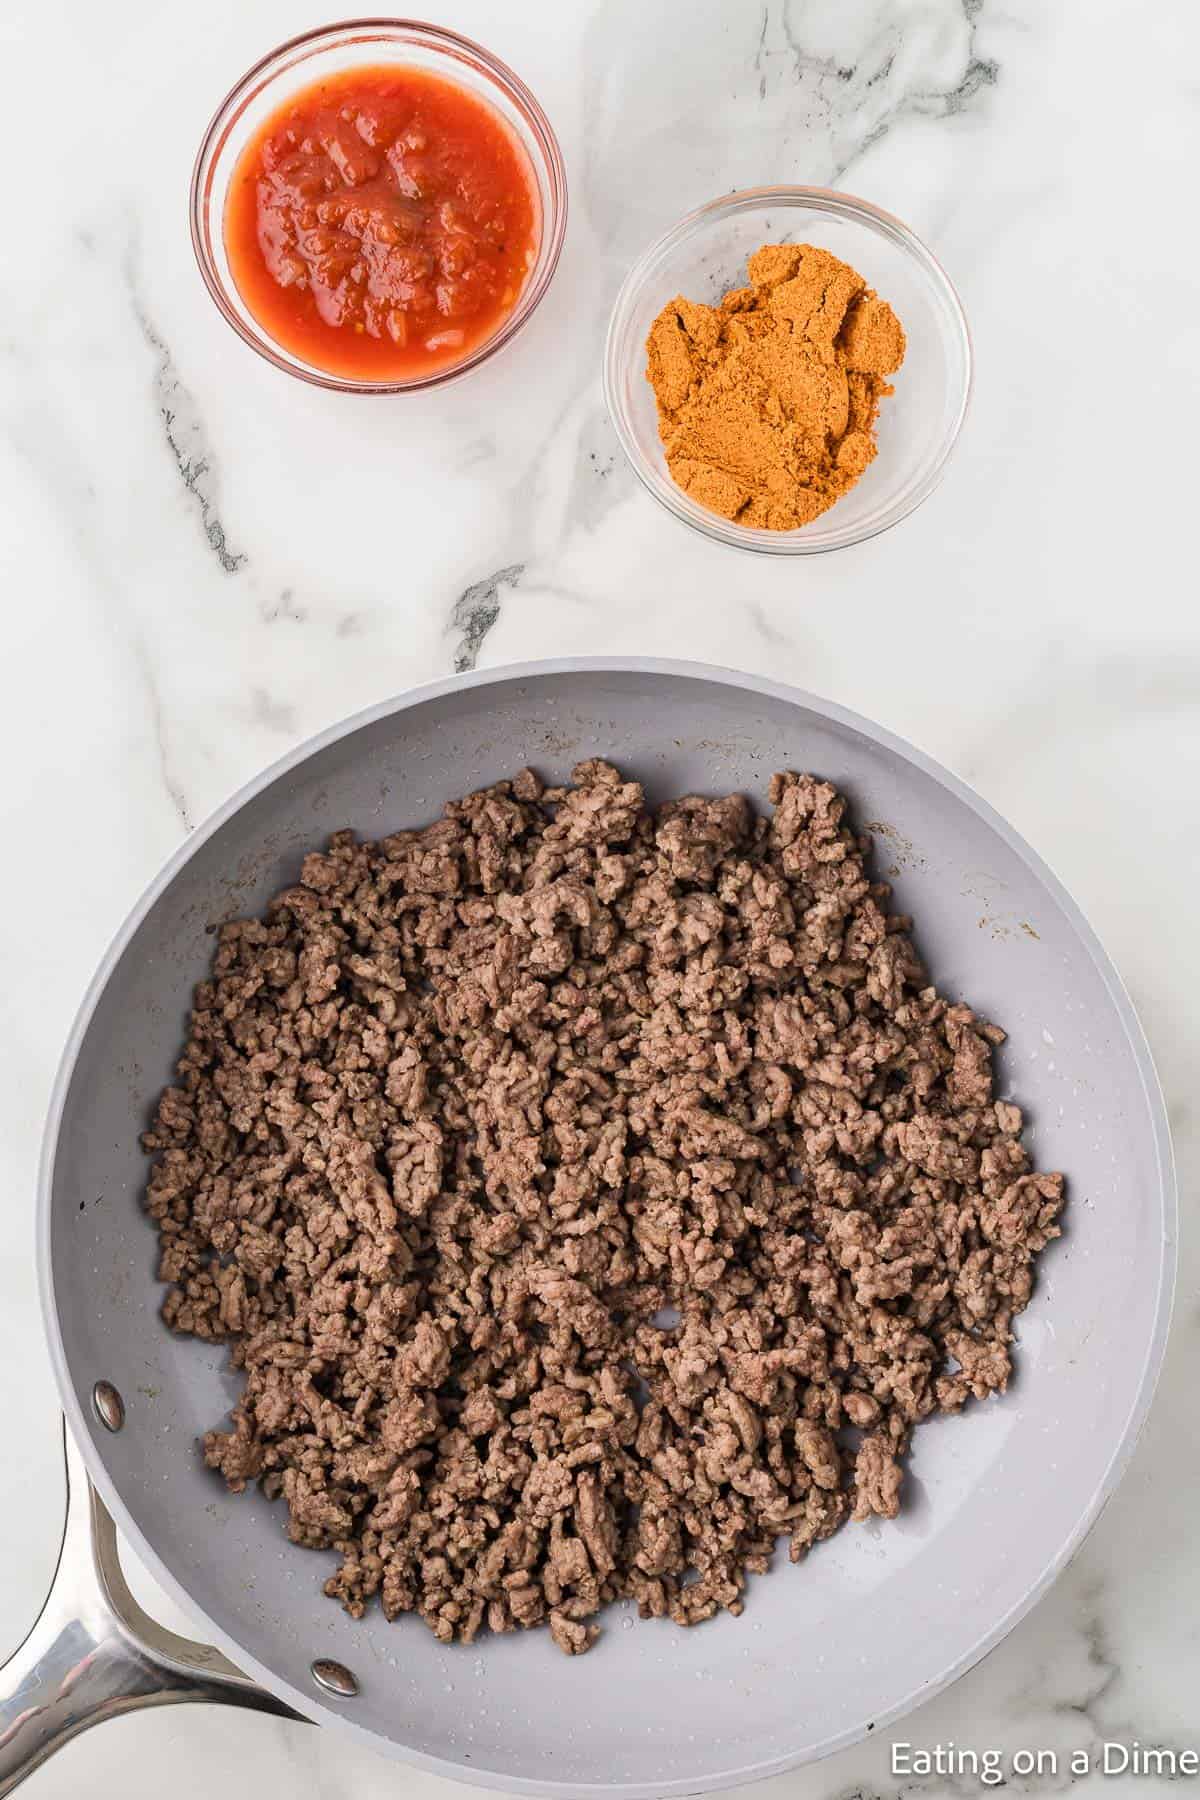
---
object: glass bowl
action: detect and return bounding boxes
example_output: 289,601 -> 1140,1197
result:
603,187 -> 972,554
191,19 -> 567,393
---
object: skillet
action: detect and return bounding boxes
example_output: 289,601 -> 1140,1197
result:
1,660 -> 1176,1795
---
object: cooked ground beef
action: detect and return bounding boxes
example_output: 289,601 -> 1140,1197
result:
144,761 -> 1064,1654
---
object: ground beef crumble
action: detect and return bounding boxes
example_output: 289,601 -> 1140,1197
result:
143,762 -> 1064,1654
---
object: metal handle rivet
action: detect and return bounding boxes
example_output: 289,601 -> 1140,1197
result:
311,1658 -> 359,1698
92,1381 -> 125,1433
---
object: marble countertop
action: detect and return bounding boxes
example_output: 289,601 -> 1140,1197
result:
2,0 -> 1196,1795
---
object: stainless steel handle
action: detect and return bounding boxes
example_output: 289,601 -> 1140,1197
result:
0,1422 -> 300,1794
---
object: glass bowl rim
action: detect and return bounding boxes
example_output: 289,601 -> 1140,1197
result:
190,16 -> 569,395
602,183 -> 974,556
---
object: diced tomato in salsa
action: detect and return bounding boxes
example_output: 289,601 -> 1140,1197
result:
225,65 -> 540,380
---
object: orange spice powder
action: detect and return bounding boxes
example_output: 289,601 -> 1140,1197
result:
645,243 -> 906,530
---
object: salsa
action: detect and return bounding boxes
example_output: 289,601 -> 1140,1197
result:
225,65 -> 540,381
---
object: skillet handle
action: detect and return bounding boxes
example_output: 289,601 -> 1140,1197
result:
0,1421 -> 300,1795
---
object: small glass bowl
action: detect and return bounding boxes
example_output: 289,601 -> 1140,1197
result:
191,19 -> 567,393
604,187 -> 972,554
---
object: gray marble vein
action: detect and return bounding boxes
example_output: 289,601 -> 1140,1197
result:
132,636 -> 193,831
125,248 -> 247,576
449,562 -> 525,672
762,0 -> 998,183
260,587 -> 309,625
583,0 -> 999,257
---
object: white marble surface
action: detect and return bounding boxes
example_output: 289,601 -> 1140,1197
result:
2,0 -> 1197,1793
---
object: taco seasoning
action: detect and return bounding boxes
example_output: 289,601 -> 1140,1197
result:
645,243 -> 906,529
225,65 -> 540,381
